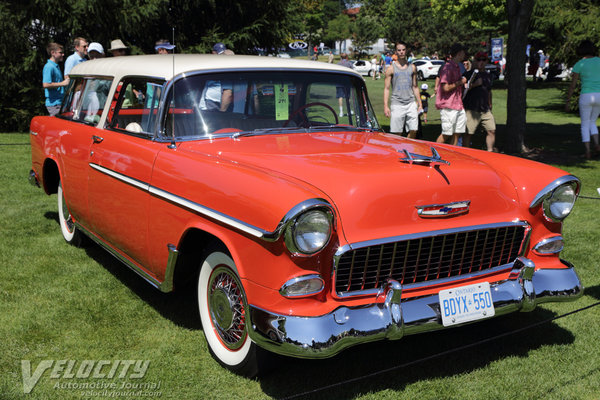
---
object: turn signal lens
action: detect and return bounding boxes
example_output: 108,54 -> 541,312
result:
280,275 -> 324,297
533,236 -> 564,254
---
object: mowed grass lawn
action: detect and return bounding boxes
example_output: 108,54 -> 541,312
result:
1,81 -> 600,399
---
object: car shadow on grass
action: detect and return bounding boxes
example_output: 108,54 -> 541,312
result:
44,211 -> 202,329
584,284 -> 600,301
43,220 -> 583,399
259,309 -> 576,399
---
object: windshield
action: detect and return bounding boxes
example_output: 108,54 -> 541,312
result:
162,70 -> 380,138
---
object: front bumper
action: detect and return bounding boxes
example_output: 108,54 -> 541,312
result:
248,257 -> 583,359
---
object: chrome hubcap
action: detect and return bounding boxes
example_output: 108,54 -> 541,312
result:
208,266 -> 247,350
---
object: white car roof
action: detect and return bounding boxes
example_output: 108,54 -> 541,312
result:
69,54 -> 362,80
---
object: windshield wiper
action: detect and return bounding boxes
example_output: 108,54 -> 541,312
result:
231,126 -> 308,138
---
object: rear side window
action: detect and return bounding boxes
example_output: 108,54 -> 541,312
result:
59,77 -> 113,124
107,78 -> 164,135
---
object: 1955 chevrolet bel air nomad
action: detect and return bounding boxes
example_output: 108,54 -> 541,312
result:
29,54 -> 583,376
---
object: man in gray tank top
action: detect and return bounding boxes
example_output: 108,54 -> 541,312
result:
383,41 -> 423,137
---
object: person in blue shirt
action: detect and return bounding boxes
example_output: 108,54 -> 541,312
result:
64,37 -> 88,76
42,43 -> 70,116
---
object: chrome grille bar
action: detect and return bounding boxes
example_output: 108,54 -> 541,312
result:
334,223 -> 529,296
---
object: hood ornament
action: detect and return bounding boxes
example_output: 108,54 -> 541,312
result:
416,200 -> 470,218
398,147 -> 450,167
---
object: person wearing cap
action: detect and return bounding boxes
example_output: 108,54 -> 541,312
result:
64,37 -> 88,76
384,41 -> 423,138
462,51 -> 496,151
212,42 -> 227,55
109,39 -> 128,57
419,83 -> 431,123
155,39 -> 175,54
435,43 -> 468,146
88,42 -> 105,59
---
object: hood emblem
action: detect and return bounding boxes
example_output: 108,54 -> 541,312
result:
398,147 -> 450,167
416,200 -> 470,218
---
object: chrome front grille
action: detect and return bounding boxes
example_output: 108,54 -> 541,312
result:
334,223 -> 528,296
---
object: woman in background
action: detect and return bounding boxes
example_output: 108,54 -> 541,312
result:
566,40 -> 600,159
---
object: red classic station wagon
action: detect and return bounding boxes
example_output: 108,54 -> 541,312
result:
29,54 -> 583,376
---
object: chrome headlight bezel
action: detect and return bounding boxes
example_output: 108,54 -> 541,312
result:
278,199 -> 335,256
284,208 -> 334,256
530,175 -> 580,222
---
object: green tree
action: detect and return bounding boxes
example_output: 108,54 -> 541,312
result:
0,0 -> 297,132
324,14 -> 351,46
430,0 -> 534,154
531,0 -> 600,65
351,11 -> 383,57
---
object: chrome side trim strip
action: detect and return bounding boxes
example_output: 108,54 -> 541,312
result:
75,222 -> 162,290
148,186 -> 265,238
89,163 -> 149,191
161,244 -> 178,293
87,163 -> 333,243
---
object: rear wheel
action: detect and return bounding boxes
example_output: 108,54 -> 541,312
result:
197,249 -> 264,377
418,71 -> 425,81
57,180 -> 84,247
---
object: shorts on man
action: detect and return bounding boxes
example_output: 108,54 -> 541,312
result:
466,110 -> 496,135
440,109 -> 466,136
390,102 -> 419,132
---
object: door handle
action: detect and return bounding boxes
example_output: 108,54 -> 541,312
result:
92,135 -> 104,143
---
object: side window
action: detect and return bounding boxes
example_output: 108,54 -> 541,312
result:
80,78 -> 113,124
108,78 -> 164,135
58,77 -> 113,124
59,77 -> 85,119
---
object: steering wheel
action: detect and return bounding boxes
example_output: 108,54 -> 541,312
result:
283,102 -> 339,127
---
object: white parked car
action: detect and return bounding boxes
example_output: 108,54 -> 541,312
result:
412,59 -> 445,80
351,59 -> 373,77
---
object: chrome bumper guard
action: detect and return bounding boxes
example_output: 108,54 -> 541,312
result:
28,170 -> 40,187
248,257 -> 583,359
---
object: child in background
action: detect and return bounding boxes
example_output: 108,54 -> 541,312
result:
420,83 -> 431,123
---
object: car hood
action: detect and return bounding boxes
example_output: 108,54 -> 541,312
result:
184,131 -> 522,245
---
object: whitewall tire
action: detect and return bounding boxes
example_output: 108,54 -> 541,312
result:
57,180 -> 83,247
197,250 -> 261,376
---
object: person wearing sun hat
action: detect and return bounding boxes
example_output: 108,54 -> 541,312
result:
109,39 -> 128,57
155,39 -> 175,54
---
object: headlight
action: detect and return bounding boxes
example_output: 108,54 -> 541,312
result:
545,184 -> 577,221
530,176 -> 580,222
285,209 -> 332,255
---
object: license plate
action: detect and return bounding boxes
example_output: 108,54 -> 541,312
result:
439,282 -> 495,327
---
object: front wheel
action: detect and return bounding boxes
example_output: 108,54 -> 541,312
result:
57,180 -> 84,247
197,250 -> 264,377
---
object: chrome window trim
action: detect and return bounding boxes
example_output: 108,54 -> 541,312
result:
533,235 -> 564,255
87,163 -> 333,243
529,175 -> 581,210
155,68 -> 374,142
